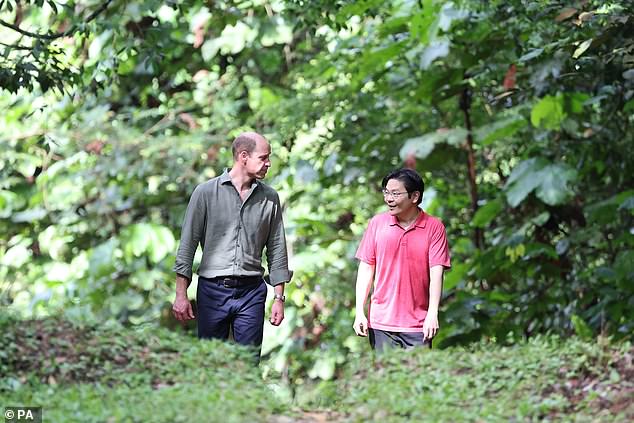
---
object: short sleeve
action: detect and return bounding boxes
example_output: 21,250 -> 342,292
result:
428,220 -> 451,268
355,217 -> 378,265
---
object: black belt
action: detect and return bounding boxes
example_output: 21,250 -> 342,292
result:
206,276 -> 262,288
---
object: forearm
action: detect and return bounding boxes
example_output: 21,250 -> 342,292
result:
273,283 -> 285,297
175,274 -> 191,298
427,265 -> 444,314
355,262 -> 375,314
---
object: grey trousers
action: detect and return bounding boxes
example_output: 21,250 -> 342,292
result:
369,328 -> 432,352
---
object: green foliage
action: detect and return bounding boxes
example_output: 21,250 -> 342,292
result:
335,337 -> 634,421
1,0 -> 633,394
0,313 -> 283,422
504,158 -> 577,207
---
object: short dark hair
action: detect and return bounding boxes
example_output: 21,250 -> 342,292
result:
232,134 -> 257,159
382,168 -> 425,205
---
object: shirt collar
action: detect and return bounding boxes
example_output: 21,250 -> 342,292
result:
389,210 -> 427,228
219,169 -> 232,184
219,168 -> 259,190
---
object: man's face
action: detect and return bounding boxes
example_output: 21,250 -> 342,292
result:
383,178 -> 419,217
244,139 -> 271,179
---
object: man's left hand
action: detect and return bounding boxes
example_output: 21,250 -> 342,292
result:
269,299 -> 284,326
422,312 -> 439,340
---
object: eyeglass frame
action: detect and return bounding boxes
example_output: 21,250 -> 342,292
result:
382,189 -> 410,199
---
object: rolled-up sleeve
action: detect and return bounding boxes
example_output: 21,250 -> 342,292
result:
266,194 -> 292,286
173,185 -> 206,280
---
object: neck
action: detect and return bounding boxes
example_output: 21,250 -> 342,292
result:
228,167 -> 255,191
398,208 -> 420,226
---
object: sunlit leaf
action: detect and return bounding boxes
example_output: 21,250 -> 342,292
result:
474,116 -> 527,146
531,95 -> 565,129
11,208 -> 47,223
472,199 -> 503,228
572,39 -> 592,59
518,48 -> 543,62
400,128 -> 467,160
419,39 -> 450,69
535,165 -> 577,205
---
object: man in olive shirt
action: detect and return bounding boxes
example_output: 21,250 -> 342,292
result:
172,132 -> 291,356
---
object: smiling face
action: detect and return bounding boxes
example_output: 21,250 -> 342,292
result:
384,178 -> 420,220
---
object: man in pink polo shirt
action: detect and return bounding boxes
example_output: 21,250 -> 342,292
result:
353,168 -> 451,351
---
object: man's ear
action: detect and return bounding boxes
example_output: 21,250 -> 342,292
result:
412,191 -> 421,203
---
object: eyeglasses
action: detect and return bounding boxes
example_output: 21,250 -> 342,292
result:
382,189 -> 409,199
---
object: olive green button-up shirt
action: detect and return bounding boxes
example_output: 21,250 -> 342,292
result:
173,171 -> 291,286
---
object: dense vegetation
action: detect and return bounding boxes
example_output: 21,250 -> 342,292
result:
1,314 -> 632,421
1,0 -> 633,413
0,314 -> 284,422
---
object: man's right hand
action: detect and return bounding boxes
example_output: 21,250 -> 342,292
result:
172,295 -> 195,321
353,314 -> 368,337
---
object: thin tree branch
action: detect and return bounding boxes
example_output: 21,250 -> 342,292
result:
0,0 -> 114,40
460,84 -> 484,249
0,41 -> 31,50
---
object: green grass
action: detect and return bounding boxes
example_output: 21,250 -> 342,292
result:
0,313 -> 284,422
334,337 -> 633,422
1,313 -> 632,422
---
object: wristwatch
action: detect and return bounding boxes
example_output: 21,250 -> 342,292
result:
273,293 -> 285,302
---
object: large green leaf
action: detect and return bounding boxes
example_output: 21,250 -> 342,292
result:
419,39 -> 450,69
0,190 -> 25,219
472,199 -> 504,228
410,0 -> 439,45
260,17 -> 293,47
504,158 -> 577,207
121,223 -> 174,263
531,95 -> 565,129
399,128 -> 467,160
444,262 -> 467,291
474,116 -> 527,146
356,40 -> 407,82
123,224 -> 152,259
535,165 -> 577,206
147,224 -> 176,264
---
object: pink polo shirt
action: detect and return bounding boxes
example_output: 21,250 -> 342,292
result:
355,211 -> 451,332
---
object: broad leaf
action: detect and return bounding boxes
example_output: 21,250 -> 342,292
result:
531,95 -> 565,129
400,128 -> 467,160
472,199 -> 504,228
505,158 -> 577,207
474,116 -> 527,146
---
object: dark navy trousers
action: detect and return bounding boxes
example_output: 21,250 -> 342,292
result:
196,276 -> 267,354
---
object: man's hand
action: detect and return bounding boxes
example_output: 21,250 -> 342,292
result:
422,312 -> 439,340
172,295 -> 195,322
353,314 -> 368,337
269,299 -> 284,326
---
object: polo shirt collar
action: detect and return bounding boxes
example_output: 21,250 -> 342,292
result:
389,210 -> 427,228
